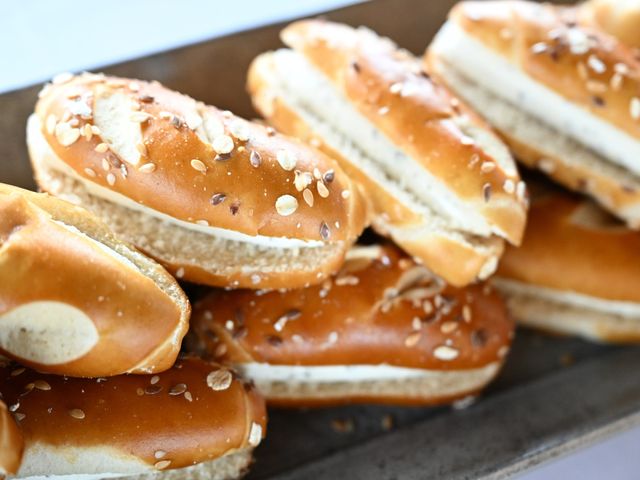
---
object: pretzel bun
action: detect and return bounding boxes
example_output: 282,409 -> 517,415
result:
0,357 -> 266,478
188,245 -> 513,406
247,20 -> 527,287
427,1 -> 640,228
29,73 -> 367,290
495,191 -> 640,343
0,183 -> 189,377
0,399 -> 22,477
580,0 -> 640,49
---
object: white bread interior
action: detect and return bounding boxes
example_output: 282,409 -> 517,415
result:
493,277 -> 640,343
430,21 -> 640,176
27,115 -> 341,287
255,49 -> 509,261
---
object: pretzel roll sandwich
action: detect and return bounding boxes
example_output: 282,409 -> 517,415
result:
28,73 -> 366,289
0,399 -> 23,477
189,245 -> 514,406
248,20 -> 527,287
0,183 -> 189,377
579,0 -> 640,49
495,190 -> 640,343
0,357 -> 266,479
428,1 -> 640,228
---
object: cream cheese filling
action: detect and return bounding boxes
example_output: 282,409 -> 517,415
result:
493,277 -> 640,317
28,114 -> 323,250
236,361 -> 498,383
430,21 -> 640,176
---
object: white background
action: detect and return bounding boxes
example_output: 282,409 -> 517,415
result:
2,1 -> 639,478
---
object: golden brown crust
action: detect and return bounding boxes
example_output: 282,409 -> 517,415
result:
0,357 -> 266,472
0,399 -> 23,476
33,72 -> 365,245
497,191 -> 640,302
0,183 -> 190,377
579,0 -> 640,49
449,1 -> 640,140
275,20 -> 526,245
190,245 -> 514,371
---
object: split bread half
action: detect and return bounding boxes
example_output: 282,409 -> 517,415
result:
427,0 -> 640,228
248,20 -> 527,287
579,0 -> 640,49
188,244 -> 514,406
28,73 -> 367,289
495,190 -> 640,343
0,357 -> 266,479
0,400 -> 23,477
0,183 -> 189,377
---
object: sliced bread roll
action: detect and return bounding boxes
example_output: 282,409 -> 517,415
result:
248,20 -> 527,287
29,73 -> 367,289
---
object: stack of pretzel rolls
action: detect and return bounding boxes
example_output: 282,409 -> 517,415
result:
248,20 -> 527,287
189,244 -> 514,406
427,0 -> 640,228
28,73 -> 367,289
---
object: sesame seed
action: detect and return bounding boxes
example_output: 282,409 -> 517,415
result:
480,161 -> 495,173
52,72 -> 74,84
84,168 -> 96,177
320,221 -> 330,240
483,183 -> 491,202
9,402 -> 19,412
303,188 -> 314,207
154,450 -> 167,459
101,158 -> 110,171
46,114 -> 57,135
610,73 -> 624,91
378,106 -> 390,115
341,190 -> 351,199
55,122 -> 81,146
249,150 -> 262,167
69,408 -> 85,419
136,142 -> 147,156
106,173 -> 116,186
294,170 -> 313,191
442,321 -> 460,334
212,134 -> 234,154
82,124 -> 93,141
462,304 -> 472,322
275,195 -> 298,216
586,80 -> 607,94
530,42 -> 547,54
169,383 -> 187,396
404,331 -> 421,347
276,150 -> 297,171
503,179 -> 515,194
566,28 -> 590,55
498,346 -> 509,358
190,159 -> 207,173
433,345 -> 459,361
323,170 -> 335,183
136,388 -> 144,396
538,158 -> 555,173
95,143 -> 109,153
10,368 -> 25,377
150,375 -> 160,385
184,391 -> 193,402
139,94 -> 154,103
210,193 -> 226,205
499,28 -> 513,40
317,181 -> 330,198
176,267 -> 185,278
587,54 -> 606,74
207,369 -> 233,391
34,380 -> 51,391
145,385 -> 162,395
139,163 -> 156,173
129,111 -> 152,123
184,112 -> 203,130
155,460 -> 171,470
577,62 -> 588,81
516,181 -> 527,202
390,82 -> 403,94
14,413 -> 26,422
229,119 -> 250,141
248,422 -> 262,447
631,98 -> 640,120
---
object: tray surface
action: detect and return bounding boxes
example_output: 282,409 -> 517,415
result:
0,1 -> 634,478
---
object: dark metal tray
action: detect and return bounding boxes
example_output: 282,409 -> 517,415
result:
2,1 -> 638,478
